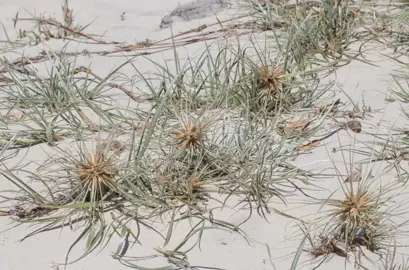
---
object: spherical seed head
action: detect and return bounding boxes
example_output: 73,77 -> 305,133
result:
341,191 -> 374,224
76,151 -> 118,197
175,124 -> 203,149
259,65 -> 285,94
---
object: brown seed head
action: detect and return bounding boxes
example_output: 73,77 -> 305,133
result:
76,151 -> 118,197
174,124 -> 203,149
341,191 -> 374,222
259,65 -> 285,94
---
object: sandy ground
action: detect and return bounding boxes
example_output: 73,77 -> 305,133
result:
0,0 -> 408,270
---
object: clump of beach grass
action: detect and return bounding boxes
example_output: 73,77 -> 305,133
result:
0,0 -> 384,268
292,147 -> 409,269
247,0 -> 368,68
0,44 -> 329,268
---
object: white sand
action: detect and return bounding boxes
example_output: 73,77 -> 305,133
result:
0,0 -> 408,269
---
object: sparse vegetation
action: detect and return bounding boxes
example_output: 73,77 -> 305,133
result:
1,0 -> 409,269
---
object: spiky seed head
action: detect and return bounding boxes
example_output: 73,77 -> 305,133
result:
76,151 -> 118,199
174,123 -> 203,149
259,65 -> 285,94
339,191 -> 375,227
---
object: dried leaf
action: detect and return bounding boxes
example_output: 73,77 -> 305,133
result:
347,120 -> 362,133
5,112 -> 25,122
308,247 -> 330,258
100,140 -> 126,155
288,119 -> 308,129
316,98 -> 341,114
297,140 -> 320,151
344,164 -> 362,183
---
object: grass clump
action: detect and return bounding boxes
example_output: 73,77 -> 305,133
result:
250,0 -> 368,67
327,187 -> 382,251
299,157 -> 407,269
1,0 -> 399,269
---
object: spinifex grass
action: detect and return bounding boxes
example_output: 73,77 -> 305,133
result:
172,115 -> 209,150
382,5 -> 409,52
362,60 -> 409,179
258,64 -> 285,93
137,36 -> 336,120
326,185 -> 384,251
0,136 -> 146,264
247,0 -> 375,71
227,41 -> 336,116
0,49 -> 145,151
252,63 -> 294,112
0,3 -> 356,268
3,139 -> 123,216
75,149 -> 119,201
0,53 -> 117,115
301,157 -> 408,268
